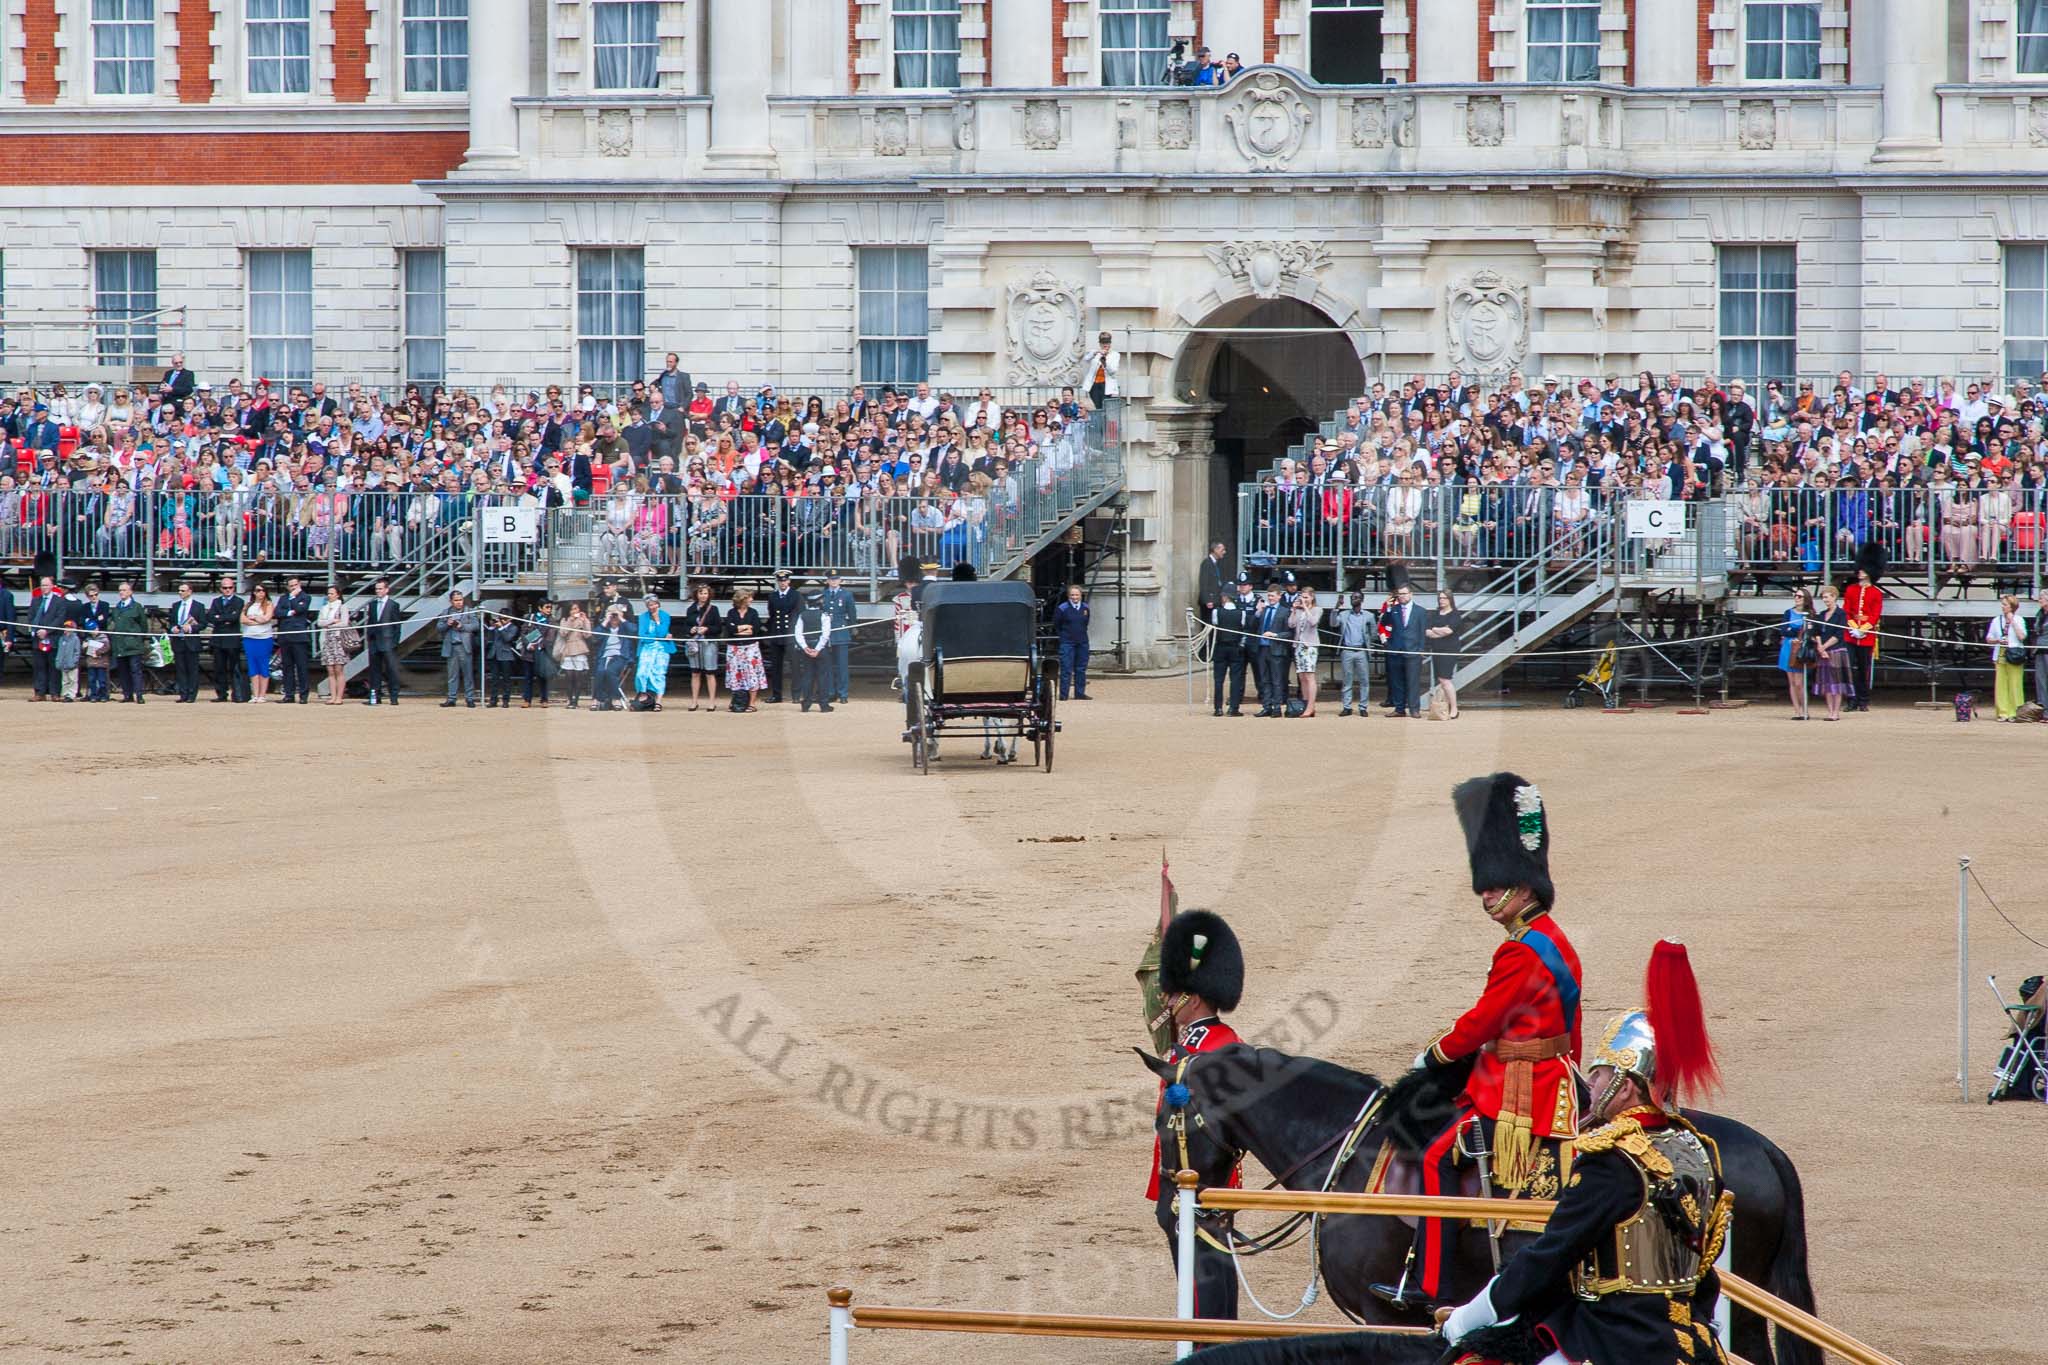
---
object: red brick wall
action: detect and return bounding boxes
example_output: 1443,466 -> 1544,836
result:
1053,0 -> 1069,85
178,0 -> 214,102
1477,0 -> 1495,79
1263,0 -> 1278,64
1408,5 -> 1418,83
332,0 -> 371,102
1624,0 -> 1637,84
1697,0 -> 1713,85
23,0 -> 58,105
848,0 -> 861,91
0,132 -> 470,184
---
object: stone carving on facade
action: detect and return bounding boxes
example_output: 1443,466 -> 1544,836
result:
1738,100 -> 1776,151
1391,94 -> 1417,148
1224,72 -> 1313,170
1023,99 -> 1062,150
953,101 -> 976,151
1465,95 -> 1505,147
2030,100 -> 2048,148
1560,94 -> 1585,148
1446,270 -> 1529,376
1206,239 -> 1332,301
596,109 -> 633,158
875,107 -> 910,156
1158,98 -> 1194,150
1349,98 -> 1386,149
1005,269 -> 1087,385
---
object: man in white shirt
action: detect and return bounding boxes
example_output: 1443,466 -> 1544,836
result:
907,382 -> 941,422
1084,332 -> 1120,408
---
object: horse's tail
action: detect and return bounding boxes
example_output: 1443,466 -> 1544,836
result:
1759,1135 -> 1821,1365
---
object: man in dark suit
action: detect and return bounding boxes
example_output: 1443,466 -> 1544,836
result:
26,576 -> 69,700
764,568 -> 798,703
649,400 -> 686,465
158,354 -> 196,406
622,405 -> 656,470
820,571 -> 858,703
361,577 -> 403,705
1210,575 -> 1256,716
21,405 -> 61,453
167,581 -> 207,701
1253,584 -> 1291,717
274,574 -> 315,703
206,574 -> 249,702
712,381 -> 745,424
0,579 -> 16,685
1381,580 -> 1426,717
1196,541 -> 1231,618
650,354 -> 692,411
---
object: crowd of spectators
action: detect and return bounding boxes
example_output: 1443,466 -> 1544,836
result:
1243,366 -> 2048,579
0,355 -> 1108,581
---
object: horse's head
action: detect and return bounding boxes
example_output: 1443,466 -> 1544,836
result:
1137,1047 -> 1250,1196
1138,1045 -> 1385,1200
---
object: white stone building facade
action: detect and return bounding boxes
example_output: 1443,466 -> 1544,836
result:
6,0 -> 2048,658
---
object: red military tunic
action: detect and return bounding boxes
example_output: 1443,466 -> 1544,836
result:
1426,911 -> 1584,1144
1844,580 -> 1883,654
1145,1015 -> 1243,1201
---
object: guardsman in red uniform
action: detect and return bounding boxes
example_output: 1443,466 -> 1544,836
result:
1145,909 -> 1245,1320
1843,543 -> 1884,713
1373,773 -> 1583,1310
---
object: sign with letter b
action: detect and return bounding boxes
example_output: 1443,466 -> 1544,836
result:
484,507 -> 539,544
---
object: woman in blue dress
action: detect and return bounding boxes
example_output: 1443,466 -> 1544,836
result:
633,593 -> 676,712
1777,585 -> 1812,720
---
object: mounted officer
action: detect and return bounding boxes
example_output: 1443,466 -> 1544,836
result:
1145,908 -> 1246,1321
1374,772 -> 1584,1310
1441,941 -> 1732,1365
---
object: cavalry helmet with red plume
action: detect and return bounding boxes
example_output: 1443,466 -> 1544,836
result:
1592,940 -> 1721,1110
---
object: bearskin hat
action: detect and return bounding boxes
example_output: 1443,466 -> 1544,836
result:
1158,910 -> 1244,1013
951,561 -> 977,581
1452,772 -> 1554,910
1856,541 -> 1886,583
897,554 -> 924,586
1386,561 -> 1411,592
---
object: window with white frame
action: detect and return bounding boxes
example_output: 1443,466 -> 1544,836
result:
592,0 -> 659,90
246,0 -> 312,94
1742,2 -> 1819,81
248,249 -> 314,385
576,248 -> 645,392
402,250 -> 447,386
94,250 -> 159,365
1717,245 -> 1796,388
893,0 -> 961,89
2003,245 -> 2048,382
1101,0 -> 1171,87
1526,0 -> 1599,81
2019,0 -> 2048,75
1308,0 -> 1384,85
91,0 -> 156,95
856,247 -> 928,386
402,0 -> 468,93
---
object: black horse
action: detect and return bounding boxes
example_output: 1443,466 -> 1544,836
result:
1142,1044 -> 1818,1365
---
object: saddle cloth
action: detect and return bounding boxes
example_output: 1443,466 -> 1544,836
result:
1365,1134 -> 1573,1233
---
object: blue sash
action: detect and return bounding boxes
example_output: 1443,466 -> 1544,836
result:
1518,924 -> 1581,1032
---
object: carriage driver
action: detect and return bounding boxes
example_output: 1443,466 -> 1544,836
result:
1145,909 -> 1246,1322
1374,773 -> 1584,1311
1440,941 -> 1732,1365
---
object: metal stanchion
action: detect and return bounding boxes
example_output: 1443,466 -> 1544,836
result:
1958,856 -> 1971,1101
828,1287 -> 851,1365
1174,1170 -> 1198,1360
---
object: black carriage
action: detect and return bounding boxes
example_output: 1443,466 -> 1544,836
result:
903,580 -> 1059,773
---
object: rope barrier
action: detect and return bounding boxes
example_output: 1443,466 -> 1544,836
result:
1968,866 -> 2048,952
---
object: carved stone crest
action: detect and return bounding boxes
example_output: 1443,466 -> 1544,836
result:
1023,99 -> 1062,151
1738,100 -> 1775,151
875,107 -> 910,157
1465,94 -> 1504,147
953,100 -> 976,151
1446,270 -> 1529,376
1207,239 -> 1332,301
1349,98 -> 1385,149
1391,94 -> 1417,148
2030,101 -> 2048,147
1005,269 -> 1086,385
596,109 -> 633,158
1158,98 -> 1193,150
1224,72 -> 1312,170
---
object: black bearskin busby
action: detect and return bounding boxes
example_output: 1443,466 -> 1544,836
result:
1386,561 -> 1410,592
1452,772 -> 1553,910
1158,910 -> 1244,1013
951,561 -> 977,581
1855,541 -> 1886,583
897,554 -> 924,586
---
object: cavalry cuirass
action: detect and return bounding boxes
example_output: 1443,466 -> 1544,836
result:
1571,1124 -> 1721,1298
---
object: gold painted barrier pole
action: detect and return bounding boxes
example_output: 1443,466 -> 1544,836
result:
837,1296 -> 1430,1344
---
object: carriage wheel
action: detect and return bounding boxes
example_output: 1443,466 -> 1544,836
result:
1038,672 -> 1057,773
907,666 -> 928,773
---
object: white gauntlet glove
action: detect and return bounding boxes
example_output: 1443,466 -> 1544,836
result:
1441,1276 -> 1501,1342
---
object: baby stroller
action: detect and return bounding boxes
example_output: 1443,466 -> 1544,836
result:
1988,974 -> 2046,1103
1562,643 -> 1617,710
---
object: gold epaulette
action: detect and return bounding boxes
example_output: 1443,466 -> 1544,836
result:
1572,1113 -> 1674,1178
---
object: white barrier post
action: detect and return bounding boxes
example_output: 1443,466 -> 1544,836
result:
828,1287 -> 851,1365
1174,1170 -> 1198,1360
1958,856 -> 1971,1102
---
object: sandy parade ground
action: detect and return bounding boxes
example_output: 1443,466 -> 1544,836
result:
4,679 -> 2045,1365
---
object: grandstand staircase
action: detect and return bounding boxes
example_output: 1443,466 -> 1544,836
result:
1447,523 -> 1618,692
338,518 -> 512,689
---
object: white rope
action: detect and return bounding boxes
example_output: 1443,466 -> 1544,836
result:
1223,1084 -> 1382,1323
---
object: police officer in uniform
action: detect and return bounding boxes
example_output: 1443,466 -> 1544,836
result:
1145,909 -> 1246,1323
1442,941 -> 1731,1365
764,568 -> 798,703
1375,772 -> 1584,1310
792,579 -> 834,713
1210,575 -> 1256,716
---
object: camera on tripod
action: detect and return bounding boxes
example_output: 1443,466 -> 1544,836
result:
1164,39 -> 1192,86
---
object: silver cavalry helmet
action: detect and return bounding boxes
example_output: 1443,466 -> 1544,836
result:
1590,1010 -> 1660,1111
